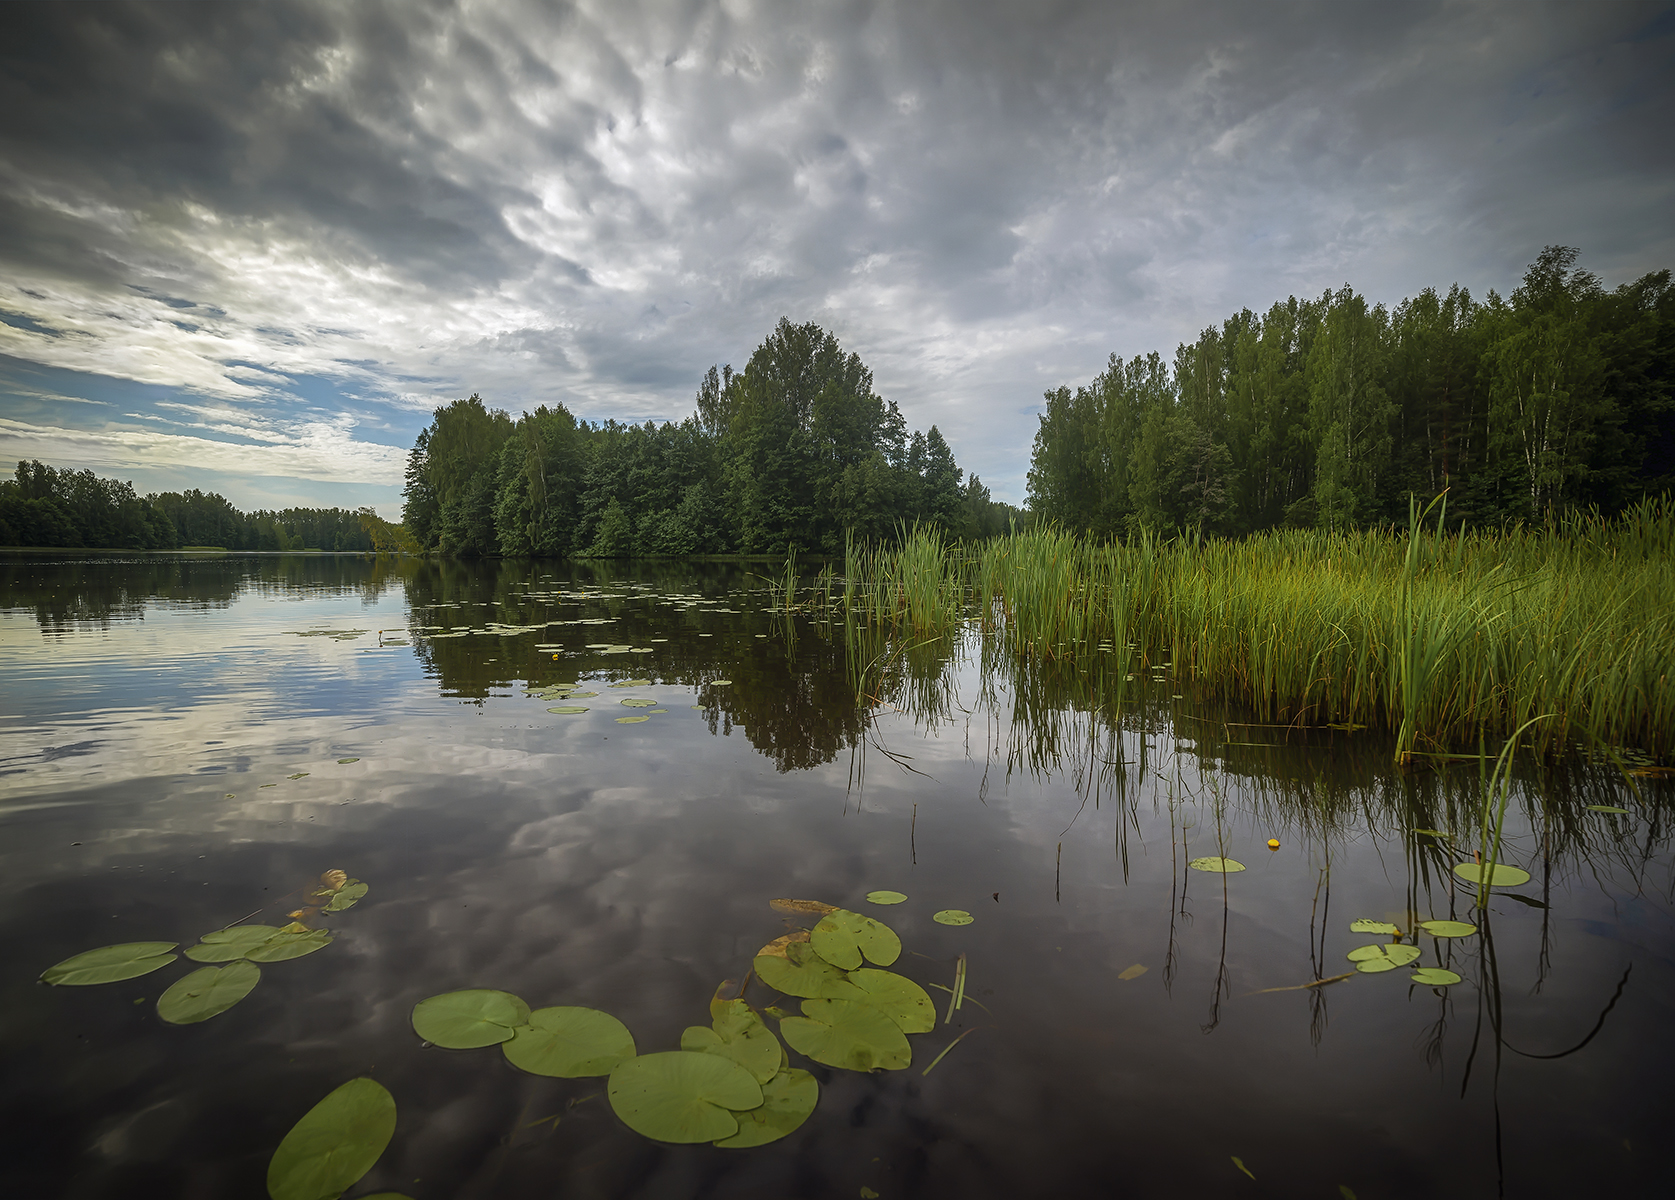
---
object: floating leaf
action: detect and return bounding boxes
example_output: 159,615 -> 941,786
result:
1418,920 -> 1477,938
708,679 -> 733,686
714,1068 -> 818,1148
1348,943 -> 1421,972
266,1077 -> 397,1200
683,999 -> 781,1084
1585,805 -> 1631,814
1411,968 -> 1463,986
337,758 -> 360,764
844,969 -> 936,1034
616,715 -> 650,724
412,989 -> 531,1048
318,870 -> 348,893
811,909 -> 902,970
504,1007 -> 636,1078
1188,857 -> 1246,873
1118,964 -> 1148,981
1413,828 -> 1450,837
548,706 -> 589,714
865,890 -> 907,905
608,678 -> 653,688
769,898 -> 838,916
1502,893 -> 1550,910
1232,1156 -> 1255,1180
620,698 -> 657,708
780,998 -> 911,1071
184,926 -> 286,963
932,910 -> 974,926
607,1051 -> 762,1144
245,928 -> 333,962
1453,862 -> 1532,888
754,934 -> 861,1000
1348,919 -> 1400,936
324,882 -> 369,912
158,961 -> 261,1024
41,942 -> 179,986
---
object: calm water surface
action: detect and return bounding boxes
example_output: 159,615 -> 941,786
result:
1,553 -> 1670,1199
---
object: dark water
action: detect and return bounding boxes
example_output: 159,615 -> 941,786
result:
2,553 -> 1670,1200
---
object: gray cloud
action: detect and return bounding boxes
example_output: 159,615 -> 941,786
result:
1,0 -> 1671,503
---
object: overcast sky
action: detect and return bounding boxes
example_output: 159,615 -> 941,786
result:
1,0 -> 1671,516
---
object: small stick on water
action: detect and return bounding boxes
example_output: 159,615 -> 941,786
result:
221,907 -> 264,930
911,803 -> 917,865
1246,971 -> 1356,995
921,1027 -> 979,1076
945,953 -> 967,1025
1056,842 -> 1062,902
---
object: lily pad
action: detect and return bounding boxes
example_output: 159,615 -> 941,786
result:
1188,857 -> 1246,872
41,942 -> 179,985
607,1051 -> 763,1144
708,679 -> 733,686
754,934 -> 862,999
932,910 -> 974,926
412,989 -> 531,1048
1347,943 -> 1422,972
548,706 -> 589,714
185,926 -> 286,963
1585,805 -> 1631,814
158,960 -> 261,1024
811,909 -> 902,970
780,998 -> 911,1071
845,968 -> 936,1034
769,898 -> 838,916
503,1006 -> 636,1078
245,927 -> 333,963
1349,919 -> 1400,935
714,1068 -> 819,1149
266,1077 -> 397,1200
616,715 -> 650,724
1453,862 -> 1532,888
620,698 -> 657,708
324,882 -> 369,912
608,678 -> 653,688
865,890 -> 907,905
337,758 -> 360,764
683,998 -> 781,1084
1411,968 -> 1463,986
1418,920 -> 1477,938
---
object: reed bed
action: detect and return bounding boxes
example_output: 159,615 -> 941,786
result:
842,497 -> 1675,760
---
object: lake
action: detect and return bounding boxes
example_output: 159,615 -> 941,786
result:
2,552 -> 1670,1199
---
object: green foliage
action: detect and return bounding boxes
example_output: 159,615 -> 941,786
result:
266,1078 -> 398,1200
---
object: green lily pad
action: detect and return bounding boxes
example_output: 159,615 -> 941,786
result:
608,678 -> 653,688
1413,828 -> 1450,837
682,999 -> 781,1084
266,1077 -> 397,1200
568,692 -> 599,698
245,928 -> 333,962
607,1051 -> 763,1144
548,706 -> 589,714
412,989 -> 531,1048
41,942 -> 179,985
503,1006 -> 636,1078
324,882 -> 369,912
845,968 -> 936,1034
1348,919 -> 1400,935
158,960 -> 261,1024
811,909 -> 902,970
1585,805 -> 1631,814
616,715 -> 650,724
620,698 -> 657,708
1188,857 -> 1246,873
184,926 -> 286,963
1347,943 -> 1422,972
1411,968 -> 1463,986
780,998 -> 911,1071
288,773 -> 309,780
1453,862 -> 1532,888
865,890 -> 907,905
713,1068 -> 818,1149
932,910 -> 974,926
754,935 -> 862,999
337,758 -> 360,764
1418,920 -> 1477,938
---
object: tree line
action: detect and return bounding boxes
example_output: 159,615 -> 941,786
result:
0,459 -> 381,552
402,318 -> 1017,557
1027,247 -> 1674,535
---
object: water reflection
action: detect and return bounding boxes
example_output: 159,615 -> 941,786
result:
0,552 -> 1670,1198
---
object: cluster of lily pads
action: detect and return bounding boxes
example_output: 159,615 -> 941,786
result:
1345,916 -> 1475,986
409,893 -> 966,1147
39,870 -> 367,1025
527,676 -> 734,723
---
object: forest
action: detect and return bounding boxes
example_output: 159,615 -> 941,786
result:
0,460 -> 380,552
401,318 -> 1017,557
1027,247 -> 1674,535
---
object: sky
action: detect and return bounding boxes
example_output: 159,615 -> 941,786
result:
1,0 -> 1672,517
